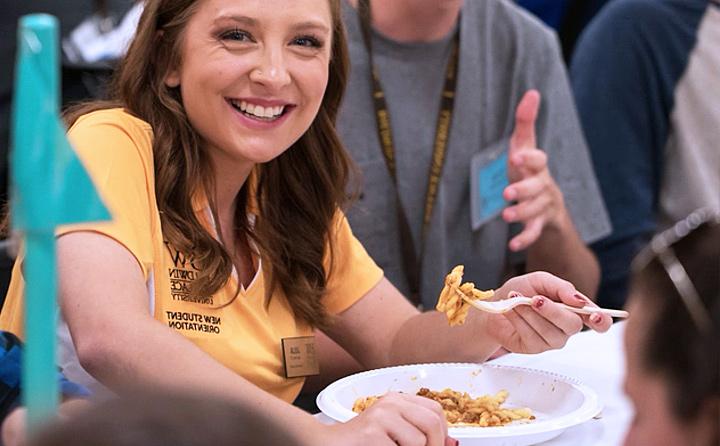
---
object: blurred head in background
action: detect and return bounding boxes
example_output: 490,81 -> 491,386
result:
623,209 -> 720,446
29,390 -> 303,446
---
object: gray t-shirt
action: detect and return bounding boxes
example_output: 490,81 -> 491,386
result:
338,0 -> 611,308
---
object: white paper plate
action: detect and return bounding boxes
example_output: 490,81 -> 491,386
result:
316,363 -> 602,446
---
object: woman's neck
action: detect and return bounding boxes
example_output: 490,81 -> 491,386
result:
209,153 -> 254,221
211,160 -> 256,287
351,0 -> 462,43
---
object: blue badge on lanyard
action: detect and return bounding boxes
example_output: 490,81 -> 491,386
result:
471,148 -> 509,230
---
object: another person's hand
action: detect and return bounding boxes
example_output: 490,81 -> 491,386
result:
483,271 -> 612,354
503,89 -> 572,252
1,399 -> 91,446
322,392 -> 457,446
1,406 -> 26,446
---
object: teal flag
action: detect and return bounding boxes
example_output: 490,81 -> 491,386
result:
11,14 -> 110,427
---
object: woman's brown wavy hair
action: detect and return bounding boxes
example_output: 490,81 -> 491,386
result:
64,0 -> 352,329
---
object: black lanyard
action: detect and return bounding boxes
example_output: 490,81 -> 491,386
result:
357,0 -> 460,305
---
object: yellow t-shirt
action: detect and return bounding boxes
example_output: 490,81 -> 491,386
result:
0,108 -> 383,403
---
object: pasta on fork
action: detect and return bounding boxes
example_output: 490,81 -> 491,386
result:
435,265 -> 494,326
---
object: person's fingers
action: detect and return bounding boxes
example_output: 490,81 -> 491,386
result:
508,217 -> 544,251
509,90 -> 541,154
586,312 -> 612,332
504,176 -> 543,202
385,422 -> 427,446
1,407 -> 27,446
379,393 -> 447,446
502,309 -> 548,353
398,407 -> 447,446
509,148 -> 548,176
523,272 -> 581,305
529,296 -> 584,337
572,296 -> 612,332
521,274 -> 613,332
512,301 -> 572,350
359,396 -> 425,446
503,193 -> 551,224
543,287 -> 613,332
397,393 -> 447,433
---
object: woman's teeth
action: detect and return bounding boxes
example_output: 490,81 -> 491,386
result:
230,99 -> 285,120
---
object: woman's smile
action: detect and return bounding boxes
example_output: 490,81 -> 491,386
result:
226,97 -> 296,129
164,0 -> 332,168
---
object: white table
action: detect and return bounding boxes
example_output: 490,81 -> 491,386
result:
488,321 -> 633,445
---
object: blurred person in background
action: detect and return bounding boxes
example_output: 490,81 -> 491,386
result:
571,0 -> 720,309
304,0 -> 612,399
27,390 -> 304,446
337,0 -> 609,318
516,0 -> 614,62
623,208 -> 719,446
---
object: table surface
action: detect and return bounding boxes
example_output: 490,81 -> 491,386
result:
488,321 -> 633,446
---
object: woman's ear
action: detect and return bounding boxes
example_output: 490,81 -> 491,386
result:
165,69 -> 180,88
157,30 -> 180,87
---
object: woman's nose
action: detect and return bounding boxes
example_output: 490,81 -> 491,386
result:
249,49 -> 291,89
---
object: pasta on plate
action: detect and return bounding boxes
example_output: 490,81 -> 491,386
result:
353,387 -> 535,427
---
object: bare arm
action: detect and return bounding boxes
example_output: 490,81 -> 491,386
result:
324,273 -> 610,369
58,232 -> 455,446
324,279 -> 498,368
526,209 -> 600,297
58,232 -> 321,442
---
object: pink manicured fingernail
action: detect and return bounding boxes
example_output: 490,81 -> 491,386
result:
444,437 -> 459,446
534,297 -> 545,309
574,293 -> 588,304
590,313 -> 602,324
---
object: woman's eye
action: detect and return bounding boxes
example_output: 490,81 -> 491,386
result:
293,35 -> 323,48
221,29 -> 254,42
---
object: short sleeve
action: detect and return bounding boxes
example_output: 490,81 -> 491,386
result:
59,111 -> 156,279
322,211 -> 384,315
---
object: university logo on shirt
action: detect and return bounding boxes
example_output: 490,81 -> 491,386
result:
164,242 -> 223,335
165,241 -> 214,305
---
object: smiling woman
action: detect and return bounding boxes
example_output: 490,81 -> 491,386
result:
0,0 -> 614,445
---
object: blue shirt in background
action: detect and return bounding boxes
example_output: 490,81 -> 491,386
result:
516,0 -> 570,29
571,0 -> 714,309
0,331 -> 90,421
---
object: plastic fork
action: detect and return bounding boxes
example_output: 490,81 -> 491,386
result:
455,289 -> 629,318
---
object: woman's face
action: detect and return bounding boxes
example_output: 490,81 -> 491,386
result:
166,0 -> 333,170
623,297 -> 704,446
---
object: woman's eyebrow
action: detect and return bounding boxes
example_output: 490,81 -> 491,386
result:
291,21 -> 331,35
213,14 -> 257,27
212,14 -> 330,36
